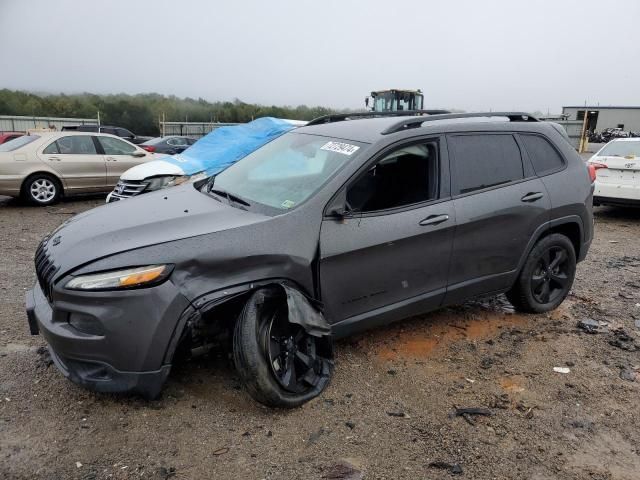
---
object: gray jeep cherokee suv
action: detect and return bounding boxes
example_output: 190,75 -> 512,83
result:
26,112 -> 594,407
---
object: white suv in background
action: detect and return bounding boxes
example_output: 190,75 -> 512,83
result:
589,138 -> 640,207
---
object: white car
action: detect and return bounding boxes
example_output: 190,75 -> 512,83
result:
589,138 -> 640,207
0,132 -> 154,205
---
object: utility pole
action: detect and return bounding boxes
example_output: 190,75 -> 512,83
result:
578,104 -> 589,154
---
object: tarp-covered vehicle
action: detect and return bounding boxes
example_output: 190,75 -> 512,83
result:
106,117 -> 301,202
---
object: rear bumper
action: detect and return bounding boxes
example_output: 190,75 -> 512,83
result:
594,181 -> 640,204
594,195 -> 640,207
26,279 -> 190,398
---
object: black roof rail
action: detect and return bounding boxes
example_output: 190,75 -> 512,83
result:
381,112 -> 539,135
306,109 -> 451,126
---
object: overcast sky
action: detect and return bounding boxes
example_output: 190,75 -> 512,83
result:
1,0 -> 639,113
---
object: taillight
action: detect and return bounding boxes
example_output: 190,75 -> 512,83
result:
587,162 -> 607,183
142,145 -> 156,152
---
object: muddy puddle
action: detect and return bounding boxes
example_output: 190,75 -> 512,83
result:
352,296 -> 533,362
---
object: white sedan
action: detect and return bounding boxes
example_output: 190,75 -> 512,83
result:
588,138 -> 640,207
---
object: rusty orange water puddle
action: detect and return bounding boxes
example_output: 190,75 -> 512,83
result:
373,309 -> 530,362
499,376 -> 526,393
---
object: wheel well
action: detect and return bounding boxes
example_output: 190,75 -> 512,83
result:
21,172 -> 64,196
542,222 -> 581,258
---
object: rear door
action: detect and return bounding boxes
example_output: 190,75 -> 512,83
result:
443,133 -> 550,304
38,135 -> 107,192
320,137 -> 455,328
97,136 -> 149,186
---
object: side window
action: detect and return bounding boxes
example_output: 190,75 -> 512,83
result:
449,134 -> 523,195
56,136 -> 97,155
116,128 -> 134,138
43,142 -> 59,154
346,141 -> 439,212
175,137 -> 188,146
98,136 -> 138,155
187,138 -> 197,145
519,134 -> 565,176
167,137 -> 187,146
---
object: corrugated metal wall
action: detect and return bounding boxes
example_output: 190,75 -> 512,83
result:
160,122 -> 240,138
0,115 -> 98,133
551,120 -> 582,149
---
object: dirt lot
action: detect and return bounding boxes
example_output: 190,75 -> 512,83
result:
1,194 -> 639,480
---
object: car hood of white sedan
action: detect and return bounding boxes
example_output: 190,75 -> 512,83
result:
120,158 -> 185,181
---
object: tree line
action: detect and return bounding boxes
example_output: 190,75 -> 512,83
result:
0,89 -> 337,135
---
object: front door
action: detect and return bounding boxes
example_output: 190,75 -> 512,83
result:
319,138 -> 455,330
38,135 -> 106,192
96,136 -> 148,186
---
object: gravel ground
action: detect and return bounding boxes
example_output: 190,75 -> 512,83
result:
1,193 -> 639,480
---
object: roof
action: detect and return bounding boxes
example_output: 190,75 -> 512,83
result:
297,112 -> 546,143
563,106 -> 640,110
371,89 -> 422,94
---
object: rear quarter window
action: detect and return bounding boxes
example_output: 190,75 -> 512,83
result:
519,134 -> 565,176
448,134 -> 524,195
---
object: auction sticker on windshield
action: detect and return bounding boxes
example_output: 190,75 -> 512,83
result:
320,141 -> 360,156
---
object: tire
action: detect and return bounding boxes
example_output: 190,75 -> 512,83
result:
233,288 -> 334,408
22,173 -> 62,206
506,233 -> 576,313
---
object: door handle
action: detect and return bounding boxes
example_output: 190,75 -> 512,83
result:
419,214 -> 449,226
106,157 -> 117,162
521,192 -> 544,202
48,157 -> 61,161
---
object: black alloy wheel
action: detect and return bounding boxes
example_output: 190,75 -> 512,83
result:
506,233 -> 576,313
260,306 -> 328,394
530,246 -> 571,304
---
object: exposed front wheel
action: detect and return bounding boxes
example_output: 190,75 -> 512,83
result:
22,174 -> 61,206
233,288 -> 334,408
506,234 -> 576,313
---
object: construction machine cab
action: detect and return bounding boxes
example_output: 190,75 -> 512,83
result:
366,89 -> 424,112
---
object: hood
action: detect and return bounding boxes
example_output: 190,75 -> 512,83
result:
120,159 -> 185,181
44,184 -> 269,278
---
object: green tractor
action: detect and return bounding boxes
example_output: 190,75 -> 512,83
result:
366,89 -> 424,112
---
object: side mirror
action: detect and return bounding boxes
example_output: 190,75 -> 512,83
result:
326,190 -> 350,219
328,206 -> 347,218
131,151 -> 146,157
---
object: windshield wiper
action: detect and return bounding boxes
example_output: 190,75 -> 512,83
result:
208,187 -> 251,207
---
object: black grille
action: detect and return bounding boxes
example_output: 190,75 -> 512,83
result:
34,237 -> 59,303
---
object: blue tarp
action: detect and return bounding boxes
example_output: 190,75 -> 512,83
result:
163,117 -> 296,176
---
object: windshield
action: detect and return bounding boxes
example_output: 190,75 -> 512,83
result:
210,133 -> 364,212
373,91 -> 423,112
0,135 -> 39,152
598,141 -> 640,158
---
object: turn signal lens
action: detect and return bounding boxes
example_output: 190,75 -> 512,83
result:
65,265 -> 171,291
119,266 -> 166,287
587,162 -> 607,183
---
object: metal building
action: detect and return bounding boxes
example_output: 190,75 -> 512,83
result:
0,115 -> 98,133
562,106 -> 640,133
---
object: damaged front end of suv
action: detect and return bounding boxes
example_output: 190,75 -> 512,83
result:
26,129 -> 362,406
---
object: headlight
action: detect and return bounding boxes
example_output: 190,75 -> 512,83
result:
65,265 -> 172,291
146,173 -> 209,192
145,175 -> 190,191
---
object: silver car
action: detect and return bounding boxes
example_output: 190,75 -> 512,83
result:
0,132 -> 153,205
